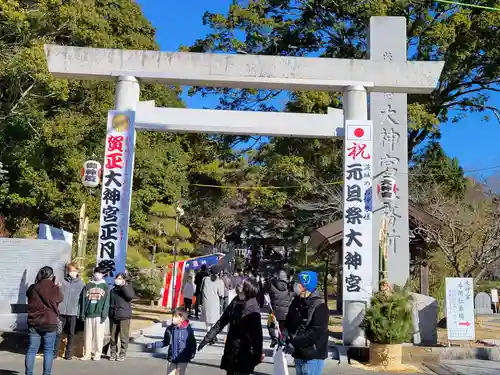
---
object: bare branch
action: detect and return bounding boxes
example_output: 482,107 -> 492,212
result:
411,182 -> 500,280
0,83 -> 35,120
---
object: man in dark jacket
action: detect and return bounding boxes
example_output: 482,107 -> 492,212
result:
266,270 -> 292,347
194,265 -> 208,319
54,262 -> 85,360
285,270 -> 329,375
109,272 -> 136,361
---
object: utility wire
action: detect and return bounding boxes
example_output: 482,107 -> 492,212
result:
434,0 -> 500,11
188,164 -> 500,190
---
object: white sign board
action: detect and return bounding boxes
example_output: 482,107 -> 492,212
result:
445,277 -> 475,341
342,120 -> 373,301
96,111 -> 136,285
491,289 -> 499,303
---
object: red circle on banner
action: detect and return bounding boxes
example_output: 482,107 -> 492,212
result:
354,128 -> 364,138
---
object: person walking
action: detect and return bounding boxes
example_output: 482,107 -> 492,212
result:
25,266 -> 63,375
183,274 -> 195,317
201,267 -> 224,342
266,270 -> 292,348
194,265 -> 208,320
80,266 -> 110,361
146,307 -> 196,375
54,263 -> 85,360
231,268 -> 243,288
256,272 -> 266,308
108,273 -> 136,361
198,278 -> 263,375
284,271 -> 329,375
221,271 -> 233,313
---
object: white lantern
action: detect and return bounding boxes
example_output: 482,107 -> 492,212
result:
377,176 -> 397,203
81,160 -> 102,188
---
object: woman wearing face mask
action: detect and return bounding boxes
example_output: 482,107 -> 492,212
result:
108,273 -> 137,361
25,266 -> 63,375
198,278 -> 264,375
54,263 -> 85,360
79,266 -> 110,361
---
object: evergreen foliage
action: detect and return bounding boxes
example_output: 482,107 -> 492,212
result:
361,285 -> 414,344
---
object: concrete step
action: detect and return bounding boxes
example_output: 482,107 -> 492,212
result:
126,314 -> 340,364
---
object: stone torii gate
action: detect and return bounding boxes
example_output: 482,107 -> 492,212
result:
44,17 -> 443,346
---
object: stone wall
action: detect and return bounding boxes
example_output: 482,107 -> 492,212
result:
0,238 -> 71,332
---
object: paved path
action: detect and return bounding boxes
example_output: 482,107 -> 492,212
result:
433,359 -> 500,375
129,312 -> 338,364
0,352 -> 420,375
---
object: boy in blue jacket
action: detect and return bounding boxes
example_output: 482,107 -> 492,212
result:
146,307 -> 196,375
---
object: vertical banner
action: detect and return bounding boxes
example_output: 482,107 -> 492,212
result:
343,119 -> 373,301
96,111 -> 136,285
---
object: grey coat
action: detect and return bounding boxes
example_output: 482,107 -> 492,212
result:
59,276 -> 85,316
201,276 -> 224,324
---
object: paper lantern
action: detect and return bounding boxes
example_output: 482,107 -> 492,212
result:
81,160 -> 102,188
377,177 -> 397,203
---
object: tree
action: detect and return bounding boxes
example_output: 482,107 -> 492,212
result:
410,141 -> 467,197
412,183 -> 500,281
188,0 -> 500,154
0,0 -> 190,233
143,203 -> 193,267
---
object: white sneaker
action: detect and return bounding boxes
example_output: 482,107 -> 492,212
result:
80,356 -> 91,361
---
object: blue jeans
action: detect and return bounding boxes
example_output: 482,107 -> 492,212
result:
295,359 -> 325,375
25,328 -> 56,375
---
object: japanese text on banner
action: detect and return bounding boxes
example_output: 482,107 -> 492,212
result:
96,111 -> 136,284
343,121 -> 373,301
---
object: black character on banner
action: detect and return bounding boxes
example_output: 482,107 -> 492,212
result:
100,241 -> 115,259
345,229 -> 362,247
345,274 -> 362,292
345,207 -> 363,225
104,170 -> 122,187
103,188 -> 121,205
103,206 -> 119,222
100,223 -> 118,241
346,164 -> 363,180
97,259 -> 116,278
346,185 -> 362,202
345,251 -> 362,270
85,168 -> 97,183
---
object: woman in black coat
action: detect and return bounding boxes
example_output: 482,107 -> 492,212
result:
198,278 -> 263,375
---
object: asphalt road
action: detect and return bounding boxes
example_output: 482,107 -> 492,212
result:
0,352 -> 405,375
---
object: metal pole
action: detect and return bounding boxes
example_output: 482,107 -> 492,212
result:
171,214 -> 179,314
342,85 -> 369,347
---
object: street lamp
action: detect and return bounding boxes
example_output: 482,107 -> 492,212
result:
303,235 -> 310,267
171,201 -> 184,314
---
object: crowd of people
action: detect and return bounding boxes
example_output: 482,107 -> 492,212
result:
24,261 -> 329,375
181,264 -> 329,375
25,263 -> 137,375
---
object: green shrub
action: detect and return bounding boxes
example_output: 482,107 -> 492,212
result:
360,285 -> 414,344
128,265 -> 163,301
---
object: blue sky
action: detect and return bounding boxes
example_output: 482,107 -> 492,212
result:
137,0 -> 500,176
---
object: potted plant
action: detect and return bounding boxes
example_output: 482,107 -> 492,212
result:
360,282 -> 413,367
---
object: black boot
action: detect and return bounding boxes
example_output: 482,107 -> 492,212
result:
270,338 -> 278,348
